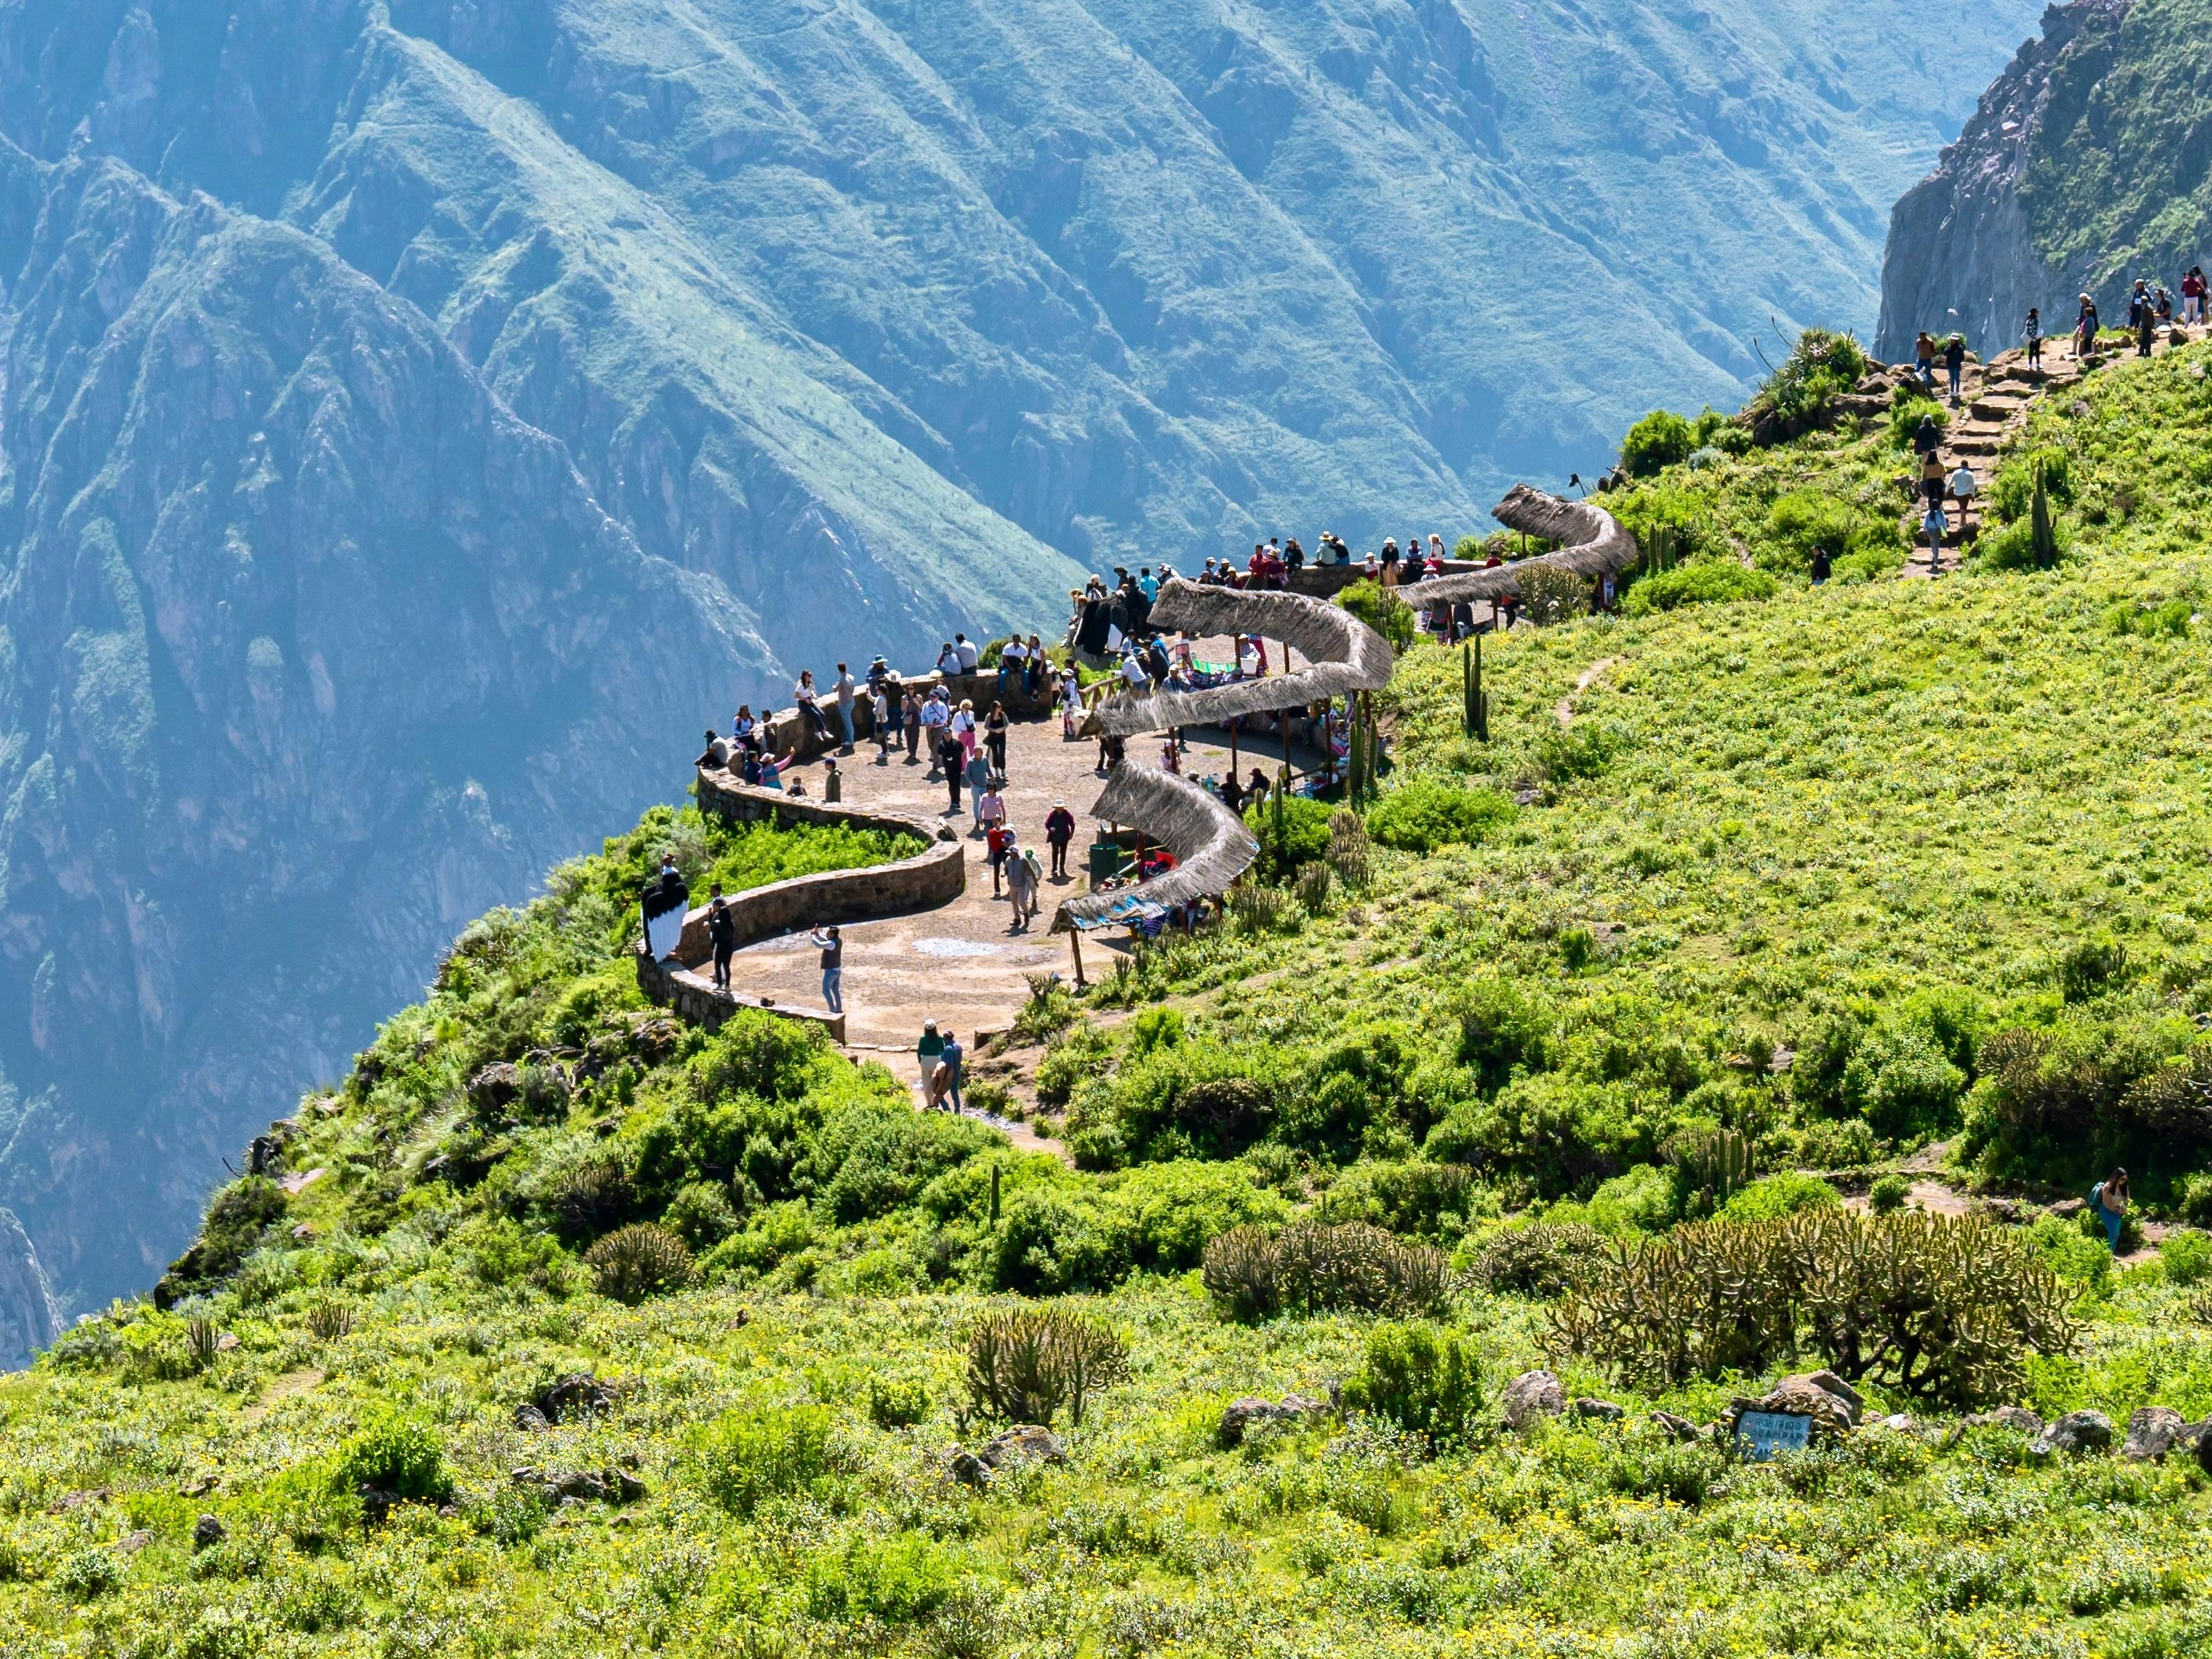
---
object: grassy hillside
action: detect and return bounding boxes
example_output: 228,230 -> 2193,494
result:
12,346 -> 2212,1655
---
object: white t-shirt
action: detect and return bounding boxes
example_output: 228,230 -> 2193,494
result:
956,639 -> 981,671
1949,468 -> 1976,498
922,698 -> 949,729
1122,657 -> 1150,689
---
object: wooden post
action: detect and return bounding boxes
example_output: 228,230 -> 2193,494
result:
1070,927 -> 1087,988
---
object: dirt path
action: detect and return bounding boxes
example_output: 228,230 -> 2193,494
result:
1555,657 -> 1618,727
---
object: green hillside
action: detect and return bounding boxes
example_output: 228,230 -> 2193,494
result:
12,344 -> 2212,1655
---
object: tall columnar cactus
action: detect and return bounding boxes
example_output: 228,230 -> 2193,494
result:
1466,635 -> 1490,743
2030,461 -> 2058,569
1347,701 -> 1368,797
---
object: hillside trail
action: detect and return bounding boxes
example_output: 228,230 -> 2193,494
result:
1555,657 -> 1618,727
1899,325 -> 2205,575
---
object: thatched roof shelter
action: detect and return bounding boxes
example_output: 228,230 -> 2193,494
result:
1052,764 -> 1261,932
1096,578 -> 1395,738
1404,483 -> 1640,605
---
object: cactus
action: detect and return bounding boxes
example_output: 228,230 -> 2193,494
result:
1666,1126 -> 1753,1216
2030,460 -> 2058,569
1325,808 -> 1371,890
1203,1221 -> 1451,1322
1551,1211 -> 2077,1404
965,1306 -> 1129,1426
1462,637 -> 1491,742
583,1223 -> 696,1305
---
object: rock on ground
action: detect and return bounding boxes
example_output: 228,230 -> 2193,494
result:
2032,1410 -> 2114,1457
1502,1370 -> 1566,1430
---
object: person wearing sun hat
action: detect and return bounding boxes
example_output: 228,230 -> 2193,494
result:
1045,799 -> 1077,880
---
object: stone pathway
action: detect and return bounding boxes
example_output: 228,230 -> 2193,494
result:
725,637 -> 1309,1080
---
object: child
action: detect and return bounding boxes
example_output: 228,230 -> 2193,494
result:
2024,307 -> 2042,369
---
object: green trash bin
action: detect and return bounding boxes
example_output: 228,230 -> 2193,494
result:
1086,841 -> 1122,885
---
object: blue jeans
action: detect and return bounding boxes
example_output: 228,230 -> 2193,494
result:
822,967 -> 842,1013
2098,1203 -> 2124,1251
835,706 -> 852,748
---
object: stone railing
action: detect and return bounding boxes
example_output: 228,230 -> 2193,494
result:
633,772 -> 965,1043
748,666 -> 1058,765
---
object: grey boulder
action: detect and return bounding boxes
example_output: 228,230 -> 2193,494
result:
1501,1369 -> 1565,1430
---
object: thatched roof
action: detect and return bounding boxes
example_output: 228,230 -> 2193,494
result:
1404,484 -> 1640,605
1052,764 -> 1261,932
1096,578 -> 1395,738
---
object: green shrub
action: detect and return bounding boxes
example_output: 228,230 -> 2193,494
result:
867,1374 -> 932,1430
55,1546 -> 124,1601
1887,396 -> 1947,450
2178,1172 -> 2212,1228
805,1532 -> 959,1624
1622,560 -> 1776,616
1203,1221 -> 1451,1322
1035,1024 -> 1113,1108
331,1413 -> 450,1503
1718,1173 -> 1842,1224
662,1181 -> 740,1250
1989,447 -> 2076,522
1869,1173 -> 1911,1215
1620,410 -> 1697,477
2159,1230 -> 2212,1286
1246,795 -> 1336,881
2028,1214 -> 2112,1289
1338,1320 -> 1483,1444
1846,1027 -> 1967,1141
1533,720 -> 1625,783
965,1306 -> 1129,1426
691,1405 -> 835,1516
1337,580 -> 1416,650
1584,1162 -> 1679,1235
1366,779 -> 1516,855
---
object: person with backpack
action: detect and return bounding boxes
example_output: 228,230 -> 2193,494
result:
872,682 -> 894,763
1922,502 -> 1949,576
1045,800 -> 1077,879
2089,1169 -> 2132,1253
1006,840 -> 1042,931
1943,335 -> 1967,404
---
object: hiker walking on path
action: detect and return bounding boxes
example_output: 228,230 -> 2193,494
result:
977,781 -> 1007,859
933,1029 -> 965,1112
2091,1168 -> 2131,1252
1007,840 -> 1041,931
1922,503 -> 1949,576
901,688 -> 922,763
1045,801 -> 1077,880
1920,448 -> 1947,514
707,890 -> 736,991
917,1020 -> 943,1104
2024,307 -> 2042,369
1913,414 -> 1940,464
1913,331 -> 1937,389
1943,335 -> 1966,404
1949,461 -> 1978,531
809,925 -> 843,1014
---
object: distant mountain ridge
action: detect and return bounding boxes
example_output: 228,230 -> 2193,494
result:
1877,0 -> 2212,360
0,0 -> 2039,1329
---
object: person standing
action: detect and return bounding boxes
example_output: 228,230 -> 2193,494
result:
707,890 -> 737,991
2090,1168 -> 2132,1253
1059,669 -> 1083,740
1809,545 -> 1832,585
1944,335 -> 1967,404
873,682 -> 894,763
2187,267 -> 2208,326
1045,800 -> 1077,879
950,698 -> 977,761
921,691 -> 950,776
2076,293 -> 2099,357
955,632 -> 980,673
2024,307 -> 2042,369
2139,300 -> 2157,358
1023,635 -> 1046,698
809,925 -> 843,1014
938,731 -> 966,814
1913,330 -> 1937,387
917,1020 -> 944,1105
833,662 -> 856,754
984,701 -> 1010,779
901,687 -> 923,763
822,757 -> 842,804
964,746 -> 993,820
1007,839 -> 1041,930
1920,447 -> 1947,515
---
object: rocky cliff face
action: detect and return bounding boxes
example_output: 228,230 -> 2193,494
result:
1878,0 -> 2212,358
0,0 -> 2037,1321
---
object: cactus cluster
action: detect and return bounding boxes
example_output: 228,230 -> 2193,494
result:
1552,1210 -> 2075,1405
965,1306 -> 1130,1427
1666,1126 -> 1754,1216
583,1222 -> 697,1306
1203,1221 -> 1451,1323
1470,1222 -> 1609,1299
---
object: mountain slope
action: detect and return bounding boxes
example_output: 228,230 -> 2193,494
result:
0,0 -> 2042,1317
1877,0 -> 2212,359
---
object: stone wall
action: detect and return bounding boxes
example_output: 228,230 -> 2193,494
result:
632,774 -> 964,1043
